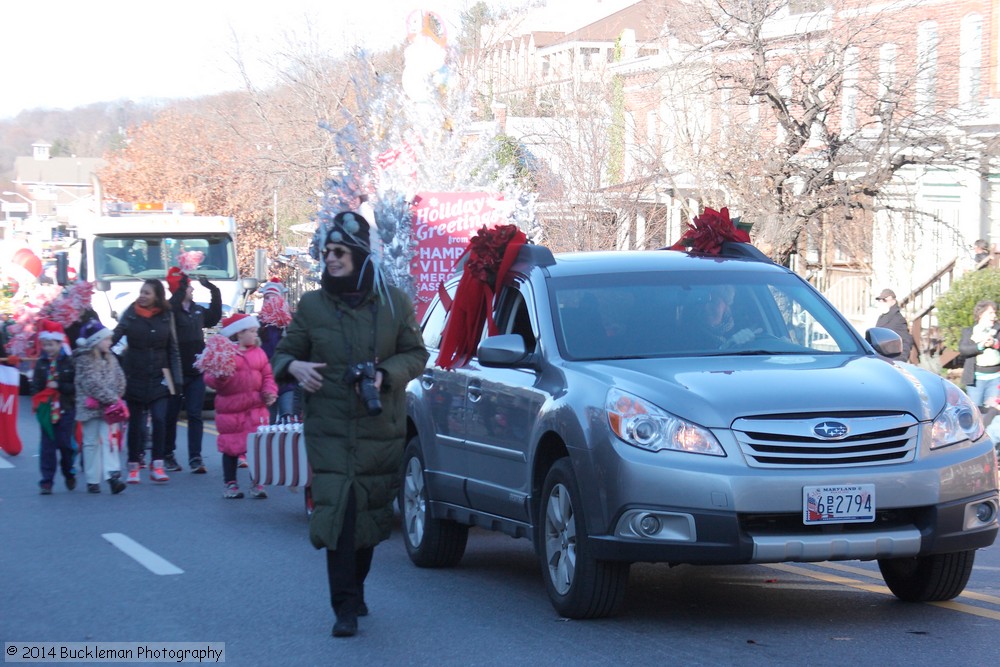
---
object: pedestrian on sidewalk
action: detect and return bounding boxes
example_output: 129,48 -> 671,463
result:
73,319 -> 127,494
875,288 -> 914,362
31,319 -> 77,494
163,266 -> 221,473
959,299 -> 1000,408
201,314 -> 276,500
111,279 -> 182,484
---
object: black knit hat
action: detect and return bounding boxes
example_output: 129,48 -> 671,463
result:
325,211 -> 371,252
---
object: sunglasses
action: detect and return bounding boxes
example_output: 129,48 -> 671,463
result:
323,247 -> 349,259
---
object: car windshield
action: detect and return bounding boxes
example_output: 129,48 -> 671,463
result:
93,234 -> 237,282
549,269 -> 865,360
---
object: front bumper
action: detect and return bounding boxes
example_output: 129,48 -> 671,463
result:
586,491 -> 999,564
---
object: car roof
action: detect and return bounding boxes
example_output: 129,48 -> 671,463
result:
514,244 -> 791,279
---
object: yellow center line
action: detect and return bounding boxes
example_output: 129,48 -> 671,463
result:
761,562 -> 1000,620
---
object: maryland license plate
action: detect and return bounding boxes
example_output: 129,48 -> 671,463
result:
803,484 -> 875,525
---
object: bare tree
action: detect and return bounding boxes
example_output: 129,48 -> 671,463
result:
646,0 -> 990,278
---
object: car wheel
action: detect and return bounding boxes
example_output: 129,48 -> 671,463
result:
400,437 -> 468,568
878,550 -> 975,602
538,458 -> 629,619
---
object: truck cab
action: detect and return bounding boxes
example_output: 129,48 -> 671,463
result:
68,203 -> 257,326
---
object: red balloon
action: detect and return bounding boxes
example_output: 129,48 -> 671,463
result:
11,248 -> 42,278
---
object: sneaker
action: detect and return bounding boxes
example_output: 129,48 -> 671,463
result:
223,482 -> 244,499
39,484 -> 53,495
238,455 -> 248,469
138,453 -> 147,469
126,463 -> 140,484
65,474 -> 77,491
150,461 -> 169,482
249,484 -> 268,499
108,478 -> 127,495
87,483 -> 101,493
163,455 -> 183,472
189,457 -> 207,474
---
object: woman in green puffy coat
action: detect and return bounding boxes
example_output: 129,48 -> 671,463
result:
270,210 -> 428,638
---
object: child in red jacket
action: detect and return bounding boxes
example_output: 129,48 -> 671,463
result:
201,314 -> 276,499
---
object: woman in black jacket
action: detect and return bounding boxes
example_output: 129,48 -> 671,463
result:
111,279 -> 182,484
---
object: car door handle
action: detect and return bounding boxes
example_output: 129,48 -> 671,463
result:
467,385 -> 483,403
420,372 -> 434,391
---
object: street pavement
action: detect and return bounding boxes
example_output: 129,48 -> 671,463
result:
1,395 -> 999,666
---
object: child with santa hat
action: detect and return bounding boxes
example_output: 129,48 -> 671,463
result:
30,319 -> 77,494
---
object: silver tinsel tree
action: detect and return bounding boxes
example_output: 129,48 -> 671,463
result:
311,43 -> 537,300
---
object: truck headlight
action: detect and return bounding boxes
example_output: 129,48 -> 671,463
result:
606,388 -> 725,456
930,382 -> 984,450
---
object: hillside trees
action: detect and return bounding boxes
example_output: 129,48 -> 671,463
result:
99,102 -> 275,275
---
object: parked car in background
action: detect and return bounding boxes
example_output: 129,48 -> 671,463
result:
400,241 -> 999,619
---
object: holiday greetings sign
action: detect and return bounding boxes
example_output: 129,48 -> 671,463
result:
411,191 -> 506,320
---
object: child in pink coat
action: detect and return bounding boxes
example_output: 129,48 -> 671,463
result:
203,314 -> 277,499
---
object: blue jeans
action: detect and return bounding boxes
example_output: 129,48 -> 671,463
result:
165,374 -> 207,462
268,390 -> 296,424
39,406 -> 76,487
966,376 -> 1000,408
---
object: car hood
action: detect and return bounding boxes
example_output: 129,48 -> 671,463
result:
573,354 -> 946,428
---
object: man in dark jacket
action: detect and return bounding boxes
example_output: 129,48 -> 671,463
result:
163,267 -> 221,473
874,288 -> 914,362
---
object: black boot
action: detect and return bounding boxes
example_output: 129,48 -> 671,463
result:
331,615 -> 357,638
108,477 -> 126,494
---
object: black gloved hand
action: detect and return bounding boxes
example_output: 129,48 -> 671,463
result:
197,276 -> 212,288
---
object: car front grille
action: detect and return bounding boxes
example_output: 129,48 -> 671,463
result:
732,414 -> 919,468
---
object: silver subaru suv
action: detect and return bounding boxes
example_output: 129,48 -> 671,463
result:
401,242 -> 998,618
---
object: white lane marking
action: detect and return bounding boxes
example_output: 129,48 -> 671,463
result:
102,533 -> 184,575
0,456 -> 14,468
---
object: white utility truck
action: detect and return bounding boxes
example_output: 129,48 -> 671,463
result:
67,202 -> 258,326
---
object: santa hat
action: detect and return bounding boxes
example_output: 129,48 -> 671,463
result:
220,313 -> 260,338
76,319 -> 112,350
37,319 -> 67,342
258,278 -> 286,298
166,266 -> 188,294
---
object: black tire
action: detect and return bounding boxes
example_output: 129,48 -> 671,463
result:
400,437 -> 468,568
878,550 -> 976,602
538,458 -> 629,619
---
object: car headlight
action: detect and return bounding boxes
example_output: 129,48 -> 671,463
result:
930,382 -> 985,450
606,388 -> 725,456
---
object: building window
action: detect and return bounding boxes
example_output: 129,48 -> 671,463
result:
777,65 -> 792,143
959,13 -> 982,108
841,47 -> 858,133
580,47 -> 600,70
878,43 -> 897,118
915,22 -> 938,113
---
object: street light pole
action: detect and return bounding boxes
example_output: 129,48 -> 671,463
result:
2,191 -> 37,218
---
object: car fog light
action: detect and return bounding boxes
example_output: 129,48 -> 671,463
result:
638,514 -> 661,536
975,502 -> 996,523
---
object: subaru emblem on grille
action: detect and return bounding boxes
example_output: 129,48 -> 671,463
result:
814,421 -> 849,439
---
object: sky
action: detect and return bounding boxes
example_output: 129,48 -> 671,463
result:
0,0 -> 476,120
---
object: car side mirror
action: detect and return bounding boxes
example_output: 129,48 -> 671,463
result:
866,327 -> 903,358
95,280 -> 111,292
241,278 -> 259,292
478,334 -> 530,368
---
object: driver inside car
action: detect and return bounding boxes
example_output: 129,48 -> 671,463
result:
692,285 -> 758,349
